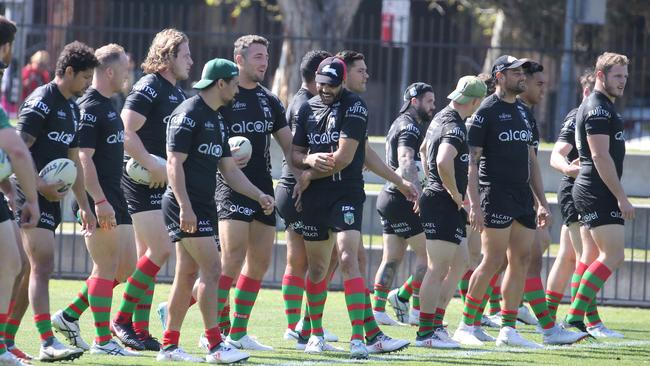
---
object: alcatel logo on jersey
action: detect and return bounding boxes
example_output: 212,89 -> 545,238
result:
307,131 -> 339,145
169,113 -> 195,128
460,154 -> 470,162
47,131 -> 75,144
582,212 -> 598,222
106,130 -> 124,144
228,204 -> 254,216
615,131 -> 625,141
25,98 -> 50,115
498,113 -> 512,121
610,211 -> 623,219
498,129 -> 532,142
231,101 -> 247,110
230,120 -> 273,134
198,143 -> 223,157
587,106 -> 611,119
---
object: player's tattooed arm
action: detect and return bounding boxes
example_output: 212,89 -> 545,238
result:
396,145 -> 419,186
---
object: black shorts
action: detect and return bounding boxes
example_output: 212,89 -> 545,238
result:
558,179 -> 579,226
122,169 -> 165,215
572,183 -> 624,228
376,189 -> 422,239
72,185 -> 132,227
275,183 -> 303,234
300,185 -> 365,242
480,185 -> 536,230
162,193 -> 219,243
419,190 -> 467,244
0,193 -> 13,223
216,177 -> 276,227
15,184 -> 60,232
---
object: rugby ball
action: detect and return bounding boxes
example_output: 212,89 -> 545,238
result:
0,149 -> 12,181
126,154 -> 166,185
228,136 -> 252,160
39,158 -> 77,193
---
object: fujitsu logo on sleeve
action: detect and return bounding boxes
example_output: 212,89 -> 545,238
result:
134,81 -> 158,99
80,111 -> 97,123
587,106 -> 612,119
24,98 -> 50,116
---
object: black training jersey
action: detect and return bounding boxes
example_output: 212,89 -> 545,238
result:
293,89 -> 368,189
467,93 -> 534,187
220,85 -> 287,185
165,95 -> 231,202
122,73 -> 185,159
278,87 -> 313,187
17,82 -> 79,171
424,106 -> 469,196
556,107 -> 579,182
383,112 -> 424,194
77,88 -> 124,185
574,90 -> 625,190
517,101 -> 540,153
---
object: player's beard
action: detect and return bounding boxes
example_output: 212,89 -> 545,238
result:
416,105 -> 433,122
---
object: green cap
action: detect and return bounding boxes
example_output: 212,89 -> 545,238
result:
193,58 -> 239,90
447,75 -> 487,104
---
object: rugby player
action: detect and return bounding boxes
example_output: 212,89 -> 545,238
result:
0,16 -> 39,366
159,58 -> 263,364
372,83 -> 434,326
216,35 -> 295,351
565,52 -> 633,334
548,70 -> 620,337
112,28 -> 192,351
292,57 -> 410,358
455,55 -> 584,347
51,44 -> 139,356
416,76 -> 486,349
16,41 -> 99,361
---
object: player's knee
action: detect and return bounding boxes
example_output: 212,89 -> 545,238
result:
339,250 -> 358,275
603,250 -> 625,269
286,255 -> 307,276
307,263 -> 328,282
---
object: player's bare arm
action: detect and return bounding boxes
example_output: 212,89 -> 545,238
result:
467,145 -> 483,231
550,141 -> 580,178
79,147 -> 115,230
436,142 -> 462,208
69,147 -> 96,236
218,157 -> 274,215
529,145 -> 551,228
122,109 -> 166,188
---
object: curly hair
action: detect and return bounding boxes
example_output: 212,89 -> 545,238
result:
55,41 -> 99,77
141,28 -> 189,74
0,16 -> 17,46
595,52 -> 629,76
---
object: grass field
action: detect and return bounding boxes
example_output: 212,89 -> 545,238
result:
11,279 -> 650,365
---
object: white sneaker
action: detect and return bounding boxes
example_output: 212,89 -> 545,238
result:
415,331 -> 460,349
349,339 -> 368,359
156,347 -> 203,362
373,310 -> 401,326
90,339 -> 140,356
38,337 -> 84,362
473,326 -> 496,342
304,335 -> 324,354
366,332 -> 410,354
157,302 -> 168,331
517,305 -> 539,325
206,342 -> 249,364
486,314 -> 502,327
283,328 -> 300,340
587,323 -> 624,339
543,325 -> 588,345
434,327 -> 461,348
198,334 -> 210,352
452,323 -> 484,346
0,352 -> 28,366
51,310 -> 90,351
408,309 -> 420,325
387,289 -> 409,323
225,335 -> 273,351
481,315 -> 500,328
295,319 -> 338,342
496,326 -> 543,348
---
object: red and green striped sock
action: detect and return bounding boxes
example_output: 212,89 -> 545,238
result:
88,277 -> 114,345
523,277 -> 554,329
0,313 -> 7,355
229,275 -> 261,341
586,300 -> 602,327
344,277 -> 366,342
567,261 -> 612,324
397,275 -> 415,302
473,293 -> 490,326
462,294 -> 482,326
412,281 -> 421,312
458,270 -> 473,304
34,313 -> 54,342
133,278 -> 155,337
501,309 -> 518,328
63,280 -> 89,321
162,329 -> 179,350
417,312 -> 435,337
545,290 -> 563,322
363,287 -> 381,341
300,302 -> 312,339
4,316 -> 20,345
372,283 -> 389,312
433,307 -> 445,328
489,285 -> 502,316
205,326 -> 223,350
281,275 -> 304,330
305,278 -> 327,337
571,262 -> 589,302
217,275 -> 233,335
114,255 -> 160,324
